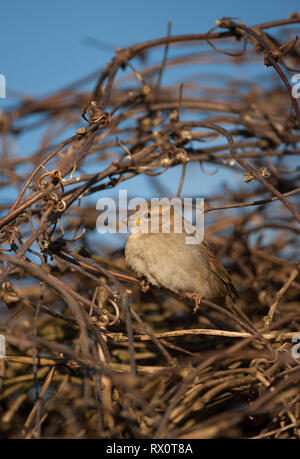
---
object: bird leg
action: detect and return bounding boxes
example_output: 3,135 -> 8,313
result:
140,278 -> 150,293
186,293 -> 204,314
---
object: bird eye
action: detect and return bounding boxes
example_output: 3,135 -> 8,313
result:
145,212 -> 151,219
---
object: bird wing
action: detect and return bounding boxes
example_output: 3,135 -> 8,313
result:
201,240 -> 238,298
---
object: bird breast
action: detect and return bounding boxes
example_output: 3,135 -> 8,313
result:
125,232 -> 227,301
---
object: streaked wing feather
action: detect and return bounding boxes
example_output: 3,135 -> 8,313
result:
201,240 -> 238,298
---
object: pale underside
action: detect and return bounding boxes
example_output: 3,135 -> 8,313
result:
125,231 -> 236,303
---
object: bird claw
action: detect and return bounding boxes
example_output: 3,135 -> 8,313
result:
140,279 -> 150,293
187,293 -> 204,314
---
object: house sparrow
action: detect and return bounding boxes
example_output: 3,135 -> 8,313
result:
125,201 -> 237,307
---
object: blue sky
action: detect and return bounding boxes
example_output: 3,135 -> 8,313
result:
0,0 -> 298,250
1,0 -> 298,97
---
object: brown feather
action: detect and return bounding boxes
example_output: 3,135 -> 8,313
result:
200,240 -> 238,299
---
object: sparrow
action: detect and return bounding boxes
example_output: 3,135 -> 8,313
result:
125,201 -> 237,308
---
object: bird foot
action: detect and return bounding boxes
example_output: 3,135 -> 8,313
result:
140,278 -> 150,293
186,293 -> 204,314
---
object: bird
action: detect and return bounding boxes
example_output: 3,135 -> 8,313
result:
125,200 -> 237,310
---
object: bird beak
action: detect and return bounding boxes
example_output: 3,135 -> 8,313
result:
122,208 -> 141,225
